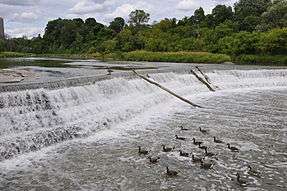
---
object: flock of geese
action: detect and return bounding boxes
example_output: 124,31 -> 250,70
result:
138,125 -> 260,186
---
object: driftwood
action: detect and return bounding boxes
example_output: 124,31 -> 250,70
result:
132,70 -> 203,108
195,66 -> 211,84
190,69 -> 215,92
195,66 -> 219,89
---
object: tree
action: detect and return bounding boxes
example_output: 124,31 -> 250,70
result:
155,18 -> 177,32
212,5 -> 234,26
261,0 -> 287,29
193,7 -> 205,25
109,17 -> 125,34
234,0 -> 271,19
128,10 -> 150,26
257,28 -> 287,54
241,16 -> 261,32
0,39 -> 5,52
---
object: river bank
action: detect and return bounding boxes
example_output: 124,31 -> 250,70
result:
1,51 -> 287,65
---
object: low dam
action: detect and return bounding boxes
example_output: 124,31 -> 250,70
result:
0,59 -> 286,190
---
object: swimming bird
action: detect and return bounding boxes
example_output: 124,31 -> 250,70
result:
199,127 -> 208,134
236,172 -> 247,186
166,166 -> 178,177
107,69 -> 113,75
148,156 -> 160,164
198,143 -> 207,150
175,135 -> 186,141
213,137 -> 224,143
162,144 -> 174,152
192,154 -> 203,163
248,165 -> 261,177
179,150 -> 189,157
180,125 -> 189,131
204,148 -> 215,157
227,143 -> 239,152
200,160 -> 213,169
193,138 -> 203,146
138,146 -> 149,155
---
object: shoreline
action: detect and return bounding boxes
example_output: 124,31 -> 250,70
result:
1,51 -> 287,66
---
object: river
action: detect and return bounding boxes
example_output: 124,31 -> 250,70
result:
0,58 -> 286,190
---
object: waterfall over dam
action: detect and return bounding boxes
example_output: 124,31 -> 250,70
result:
0,69 -> 286,162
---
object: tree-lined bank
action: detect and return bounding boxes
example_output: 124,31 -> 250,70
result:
0,0 -> 286,64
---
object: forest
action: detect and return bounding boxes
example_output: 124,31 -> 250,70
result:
0,0 -> 286,64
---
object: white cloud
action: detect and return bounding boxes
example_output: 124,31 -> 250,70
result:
105,4 -> 135,19
176,0 -> 197,11
0,0 -> 40,6
70,0 -> 105,15
6,27 -> 42,38
12,12 -> 38,22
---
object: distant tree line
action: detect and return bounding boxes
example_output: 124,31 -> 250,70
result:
0,0 -> 286,56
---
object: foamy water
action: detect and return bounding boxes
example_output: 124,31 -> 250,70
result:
0,69 -> 287,190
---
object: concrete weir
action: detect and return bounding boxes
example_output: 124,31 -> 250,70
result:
0,68 -> 172,92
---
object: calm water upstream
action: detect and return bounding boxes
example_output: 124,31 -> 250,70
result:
0,62 -> 286,190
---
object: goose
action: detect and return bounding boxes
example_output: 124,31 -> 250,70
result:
200,160 -> 213,169
138,146 -> 149,155
162,144 -> 174,152
107,69 -> 113,75
204,148 -> 215,157
198,143 -> 207,150
179,150 -> 189,157
180,125 -> 189,131
227,143 -> 239,152
236,173 -> 247,185
175,135 -> 186,141
192,154 -> 202,163
148,156 -> 160,164
248,165 -> 261,177
213,137 -> 224,143
166,166 -> 178,177
193,138 -> 203,146
199,127 -> 208,134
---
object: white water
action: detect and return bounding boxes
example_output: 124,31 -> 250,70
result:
0,69 -> 286,162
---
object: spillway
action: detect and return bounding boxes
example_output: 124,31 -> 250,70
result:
0,68 -> 287,190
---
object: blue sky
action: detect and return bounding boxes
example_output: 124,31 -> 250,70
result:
0,0 -> 237,38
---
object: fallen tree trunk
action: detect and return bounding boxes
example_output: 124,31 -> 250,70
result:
195,66 -> 219,89
190,69 -> 215,92
132,70 -> 203,108
195,66 -> 211,84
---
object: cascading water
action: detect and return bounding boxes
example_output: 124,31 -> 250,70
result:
0,69 -> 287,162
0,69 -> 287,190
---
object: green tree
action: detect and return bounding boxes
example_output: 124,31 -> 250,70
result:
212,5 -> 234,26
193,7 -> 205,25
261,0 -> 287,29
257,28 -> 287,54
109,17 -> 125,34
128,10 -> 150,26
0,39 -> 5,52
234,0 -> 271,19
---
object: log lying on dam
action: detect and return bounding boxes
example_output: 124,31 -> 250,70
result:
132,69 -> 203,108
195,66 -> 219,89
195,66 -> 212,85
190,69 -> 216,92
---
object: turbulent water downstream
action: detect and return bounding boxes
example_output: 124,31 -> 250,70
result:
0,68 -> 287,190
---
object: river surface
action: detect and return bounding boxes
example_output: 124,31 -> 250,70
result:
0,58 -> 287,190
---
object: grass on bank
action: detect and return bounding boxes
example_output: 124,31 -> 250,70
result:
1,51 -> 287,65
234,54 -> 287,65
118,51 -> 232,64
0,52 -> 33,58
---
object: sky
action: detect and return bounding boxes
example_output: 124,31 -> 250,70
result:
0,0 -> 237,38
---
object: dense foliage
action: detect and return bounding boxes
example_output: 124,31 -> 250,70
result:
1,0 -> 286,60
